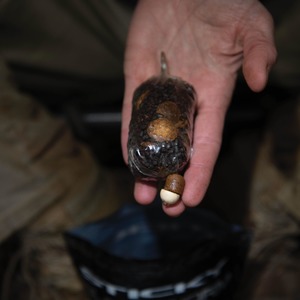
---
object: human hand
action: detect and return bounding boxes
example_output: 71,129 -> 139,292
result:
121,0 -> 277,216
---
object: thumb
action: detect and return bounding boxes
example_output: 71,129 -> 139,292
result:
243,40 -> 277,92
242,15 -> 277,92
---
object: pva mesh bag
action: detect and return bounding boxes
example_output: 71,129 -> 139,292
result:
127,52 -> 196,205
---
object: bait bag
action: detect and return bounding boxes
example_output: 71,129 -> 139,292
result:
65,203 -> 250,300
127,53 -> 197,204
127,74 -> 196,180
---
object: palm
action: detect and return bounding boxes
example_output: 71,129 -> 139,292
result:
121,0 -> 276,216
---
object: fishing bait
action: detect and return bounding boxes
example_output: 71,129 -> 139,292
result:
127,52 -> 196,205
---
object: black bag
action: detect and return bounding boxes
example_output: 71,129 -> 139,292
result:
65,203 -> 250,300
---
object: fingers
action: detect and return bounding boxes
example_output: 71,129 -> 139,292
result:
162,99 -> 228,214
134,179 -> 186,216
243,40 -> 277,92
182,104 -> 226,207
243,9 -> 277,92
134,179 -> 186,217
121,79 -> 135,164
162,200 -> 186,216
134,179 -> 157,204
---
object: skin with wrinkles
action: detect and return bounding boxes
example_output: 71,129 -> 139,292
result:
121,0 -> 277,216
